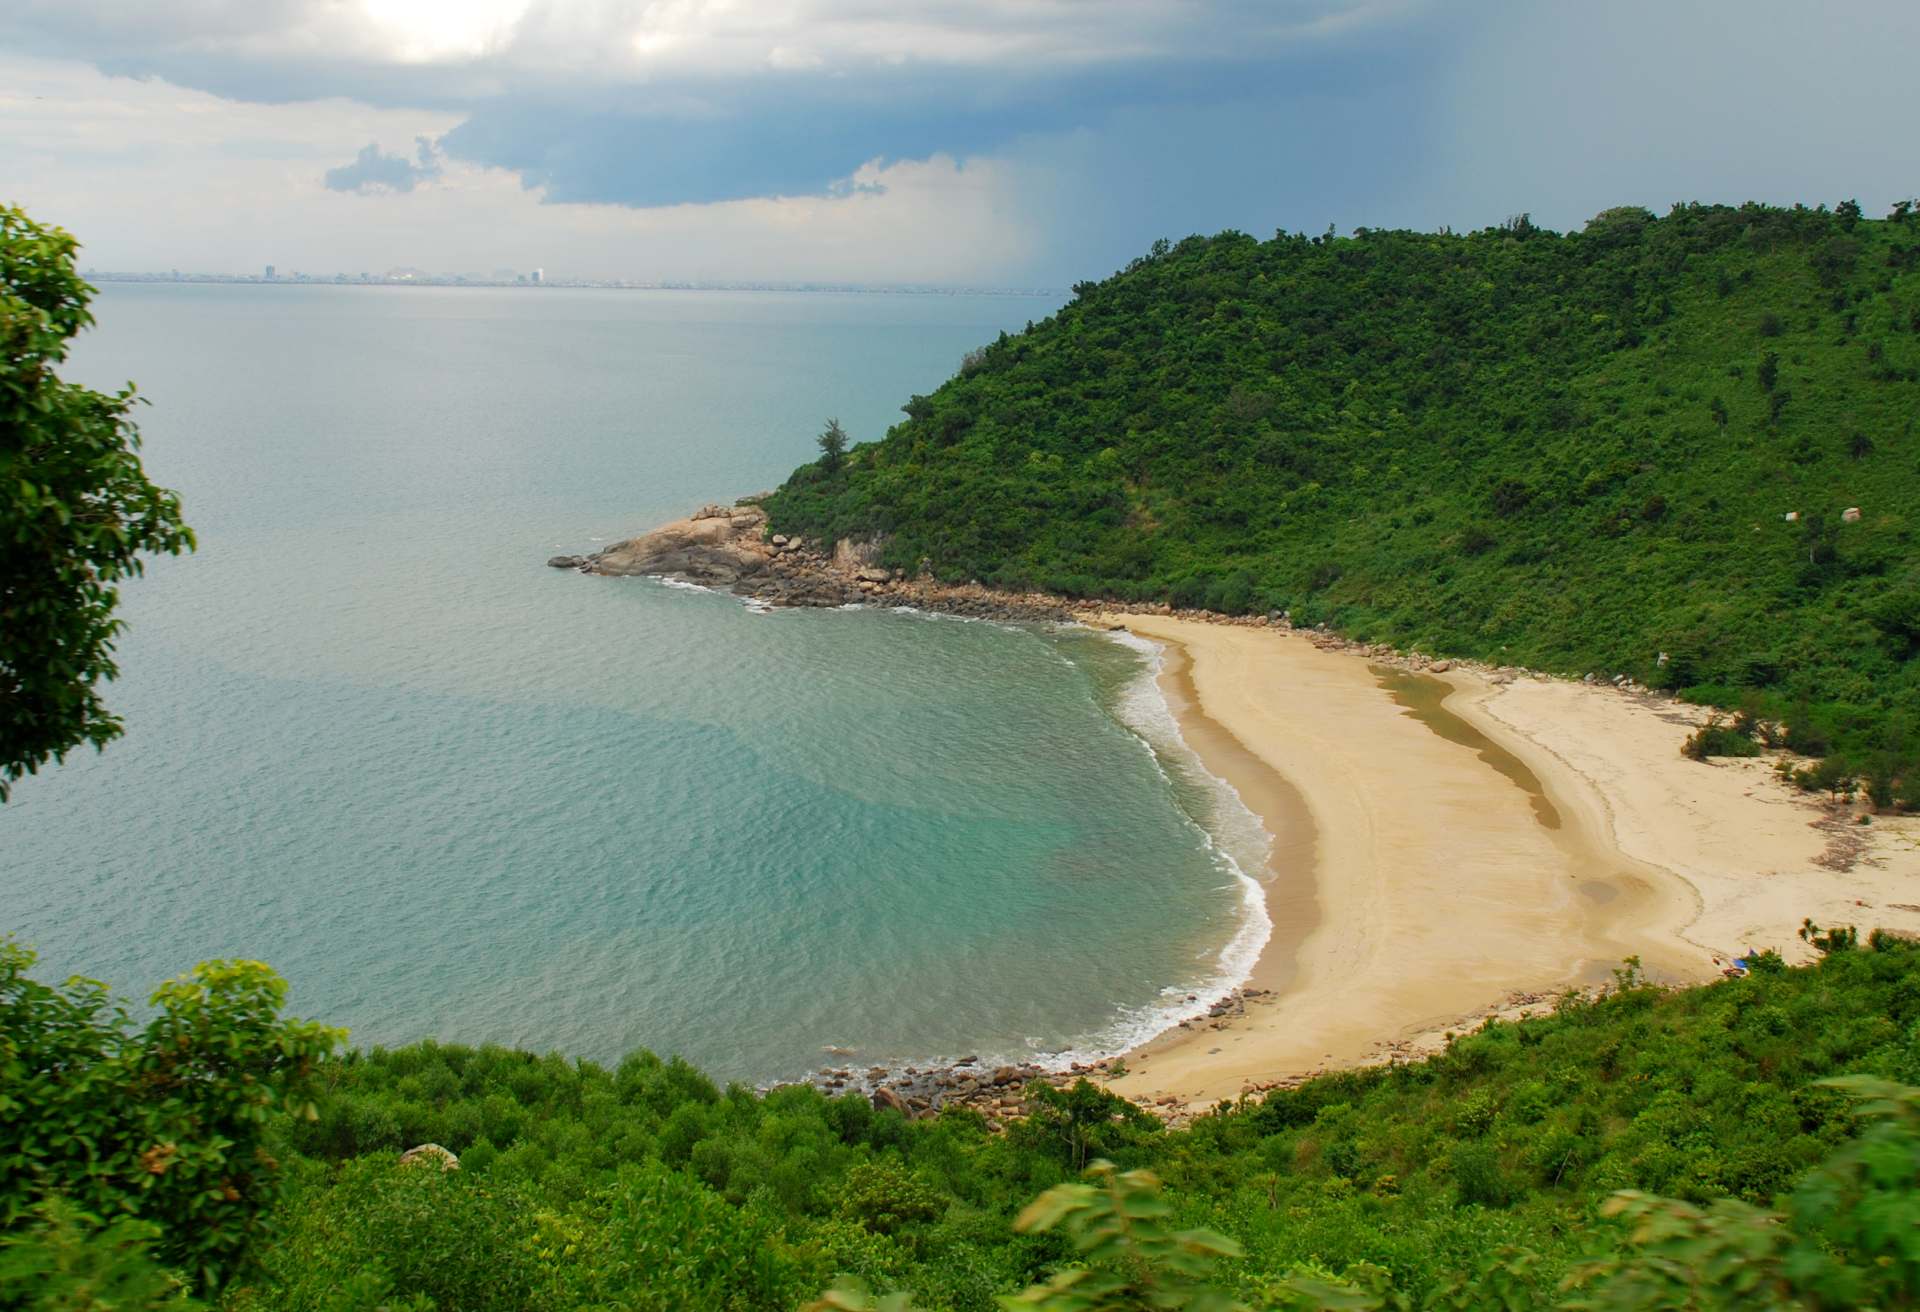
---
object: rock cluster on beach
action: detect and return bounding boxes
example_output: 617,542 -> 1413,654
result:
778,1053 -> 1129,1133
780,985 -> 1278,1131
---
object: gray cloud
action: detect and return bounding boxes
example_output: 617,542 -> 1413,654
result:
2,0 -> 1440,209
9,0 -> 1920,288
323,138 -> 443,195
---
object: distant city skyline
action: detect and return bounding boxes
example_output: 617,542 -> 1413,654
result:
5,1 -> 1918,287
85,265 -> 1065,296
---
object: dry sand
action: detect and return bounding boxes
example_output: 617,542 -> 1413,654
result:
1097,614 -> 1920,1110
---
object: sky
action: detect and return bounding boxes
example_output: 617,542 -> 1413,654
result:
2,0 -> 1916,287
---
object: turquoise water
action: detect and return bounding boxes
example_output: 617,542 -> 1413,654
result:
0,283 -> 1269,1083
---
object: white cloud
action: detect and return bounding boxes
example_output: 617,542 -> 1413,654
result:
5,0 -> 1411,97
0,55 -> 1043,284
356,0 -> 535,62
11,0 -> 1916,287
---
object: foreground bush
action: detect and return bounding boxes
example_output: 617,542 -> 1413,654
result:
0,939 -> 340,1291
6,934 -> 1920,1308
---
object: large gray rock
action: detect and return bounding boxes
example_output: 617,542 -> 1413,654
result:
591,505 -> 771,585
399,1143 -> 460,1171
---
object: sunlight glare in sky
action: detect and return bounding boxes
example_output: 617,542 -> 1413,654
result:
357,0 -> 534,60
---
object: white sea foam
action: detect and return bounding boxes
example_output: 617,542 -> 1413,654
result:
1036,628 -> 1278,1069
648,574 -> 773,613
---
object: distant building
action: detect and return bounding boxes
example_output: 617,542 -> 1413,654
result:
531,268 -> 543,284
265,265 -> 276,280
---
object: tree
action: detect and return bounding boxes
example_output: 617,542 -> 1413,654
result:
1017,1078 -> 1159,1171
816,417 -> 848,471
1,206 -> 193,801
0,938 -> 342,1291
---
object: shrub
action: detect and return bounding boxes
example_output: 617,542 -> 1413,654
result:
0,1201 -> 197,1311
1451,1142 -> 1512,1207
0,940 -> 341,1291
835,1161 -> 946,1235
1459,526 -> 1496,556
1681,716 -> 1761,760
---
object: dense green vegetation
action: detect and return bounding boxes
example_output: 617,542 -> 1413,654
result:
765,202 -> 1920,785
10,937 -> 1920,1309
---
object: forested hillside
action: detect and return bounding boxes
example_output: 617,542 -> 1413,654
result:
11,936 -> 1920,1310
766,203 -> 1920,777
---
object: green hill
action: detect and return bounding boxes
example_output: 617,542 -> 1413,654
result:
765,203 -> 1920,781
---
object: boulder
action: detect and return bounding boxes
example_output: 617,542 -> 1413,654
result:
399,1143 -> 460,1171
855,566 -> 892,584
872,1086 -> 911,1116
834,537 -> 888,570
1429,660 -> 1452,673
771,534 -> 789,547
1843,506 -> 1863,523
546,555 -> 584,569
991,1065 -> 1020,1086
591,505 -> 771,586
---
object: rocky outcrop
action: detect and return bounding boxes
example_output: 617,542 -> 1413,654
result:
833,537 -> 886,570
590,504 -> 774,587
556,500 -> 1666,695
399,1143 -> 460,1171
559,499 -> 1074,622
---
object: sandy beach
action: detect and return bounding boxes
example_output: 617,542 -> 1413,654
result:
1100,614 -> 1920,1109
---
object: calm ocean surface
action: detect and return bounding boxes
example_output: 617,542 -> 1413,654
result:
1,282 -> 1270,1083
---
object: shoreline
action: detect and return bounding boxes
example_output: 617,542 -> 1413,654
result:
1097,614 -> 1920,1114
1140,635 -> 1316,1005
566,503 -> 1920,1116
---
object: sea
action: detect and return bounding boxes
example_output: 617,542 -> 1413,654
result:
0,282 -> 1272,1085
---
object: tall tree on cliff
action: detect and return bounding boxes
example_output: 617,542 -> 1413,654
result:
817,416 -> 849,472
0,206 -> 193,800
